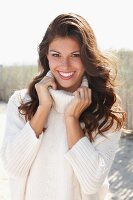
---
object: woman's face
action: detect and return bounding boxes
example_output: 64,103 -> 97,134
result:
47,36 -> 85,92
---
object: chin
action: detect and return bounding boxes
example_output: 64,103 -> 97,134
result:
57,81 -> 79,92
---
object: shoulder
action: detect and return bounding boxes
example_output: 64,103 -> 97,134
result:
9,88 -> 31,107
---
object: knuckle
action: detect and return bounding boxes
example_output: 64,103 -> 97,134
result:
79,87 -> 83,91
85,99 -> 90,105
35,83 -> 39,88
81,98 -> 85,103
85,99 -> 88,104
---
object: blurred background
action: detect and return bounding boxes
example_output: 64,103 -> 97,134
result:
0,0 -> 133,199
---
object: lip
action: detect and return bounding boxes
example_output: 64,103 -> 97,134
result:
58,71 -> 75,80
58,71 -> 75,73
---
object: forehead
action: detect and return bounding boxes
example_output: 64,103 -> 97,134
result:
49,37 -> 80,51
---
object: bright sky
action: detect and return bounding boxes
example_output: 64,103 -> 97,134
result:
0,0 -> 132,65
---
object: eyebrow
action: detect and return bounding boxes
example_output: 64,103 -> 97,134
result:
49,50 -> 80,54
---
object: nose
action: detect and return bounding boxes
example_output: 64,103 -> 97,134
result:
60,58 -> 71,70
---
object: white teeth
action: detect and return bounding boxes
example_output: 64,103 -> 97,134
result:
59,72 -> 74,77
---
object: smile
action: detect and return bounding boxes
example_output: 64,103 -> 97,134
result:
58,71 -> 75,80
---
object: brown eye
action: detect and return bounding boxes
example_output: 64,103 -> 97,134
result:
72,53 -> 80,57
52,53 -> 60,57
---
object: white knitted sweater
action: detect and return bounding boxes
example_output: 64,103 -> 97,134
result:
0,74 -> 121,200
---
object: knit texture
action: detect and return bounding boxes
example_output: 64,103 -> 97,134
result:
0,71 -> 121,200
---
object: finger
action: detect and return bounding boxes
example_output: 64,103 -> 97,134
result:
73,90 -> 80,99
88,88 -> 92,101
84,88 -> 90,99
41,77 -> 57,90
77,88 -> 85,100
48,81 -> 57,90
50,80 -> 57,90
86,88 -> 92,105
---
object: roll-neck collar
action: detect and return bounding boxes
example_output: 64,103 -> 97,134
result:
46,70 -> 89,114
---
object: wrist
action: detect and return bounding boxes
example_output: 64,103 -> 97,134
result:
38,104 -> 51,112
65,116 -> 79,124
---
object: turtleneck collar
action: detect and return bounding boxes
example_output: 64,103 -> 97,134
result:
46,70 -> 89,114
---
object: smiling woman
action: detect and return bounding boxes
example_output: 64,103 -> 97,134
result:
47,37 -> 85,92
0,13 -> 125,200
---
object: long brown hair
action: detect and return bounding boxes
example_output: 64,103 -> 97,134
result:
19,13 -> 126,141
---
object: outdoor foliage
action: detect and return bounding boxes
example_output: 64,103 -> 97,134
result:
0,65 -> 38,102
116,50 -> 133,130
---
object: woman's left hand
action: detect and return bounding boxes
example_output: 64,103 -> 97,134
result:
64,86 -> 92,120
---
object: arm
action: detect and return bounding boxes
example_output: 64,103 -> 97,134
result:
0,91 -> 49,178
30,105 -> 51,138
65,117 -> 85,149
64,117 -> 121,194
64,86 -> 121,194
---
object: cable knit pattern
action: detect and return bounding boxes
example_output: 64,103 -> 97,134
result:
0,72 -> 121,200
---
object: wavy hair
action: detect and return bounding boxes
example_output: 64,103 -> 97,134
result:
19,13 -> 126,141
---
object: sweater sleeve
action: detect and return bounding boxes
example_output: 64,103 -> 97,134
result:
0,91 -> 43,178
64,129 -> 121,195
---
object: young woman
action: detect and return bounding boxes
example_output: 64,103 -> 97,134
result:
0,13 -> 125,200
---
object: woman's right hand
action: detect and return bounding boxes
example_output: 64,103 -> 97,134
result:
35,75 -> 57,109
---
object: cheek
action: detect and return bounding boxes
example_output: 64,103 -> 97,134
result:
48,59 -> 58,69
75,63 -> 85,72
72,60 -> 84,69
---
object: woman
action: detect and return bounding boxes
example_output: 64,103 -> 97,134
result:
0,13 -> 125,200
